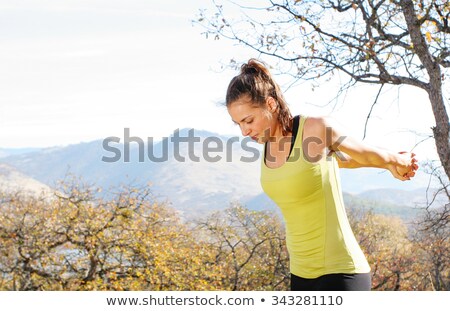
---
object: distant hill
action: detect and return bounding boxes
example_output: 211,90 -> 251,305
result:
339,166 -> 432,194
342,191 -> 422,222
0,128 -> 438,219
0,130 -> 262,218
244,190 -> 425,222
357,188 -> 429,207
0,163 -> 52,197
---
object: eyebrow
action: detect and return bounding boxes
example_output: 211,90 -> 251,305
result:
232,115 -> 252,124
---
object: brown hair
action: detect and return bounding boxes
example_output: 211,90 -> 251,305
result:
225,58 -> 292,135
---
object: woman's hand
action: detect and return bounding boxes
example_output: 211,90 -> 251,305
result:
387,152 -> 419,181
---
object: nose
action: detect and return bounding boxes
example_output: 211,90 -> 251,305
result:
240,124 -> 251,136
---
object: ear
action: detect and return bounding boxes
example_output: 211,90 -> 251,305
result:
266,97 -> 278,112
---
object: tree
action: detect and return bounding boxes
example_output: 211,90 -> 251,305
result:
0,179 -> 222,290
0,179 -> 289,291
196,204 -> 290,290
413,211 -> 450,290
412,161 -> 449,290
349,209 -> 419,290
197,0 -> 450,179
0,178 -> 445,290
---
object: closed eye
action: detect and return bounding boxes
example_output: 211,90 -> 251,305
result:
231,116 -> 253,125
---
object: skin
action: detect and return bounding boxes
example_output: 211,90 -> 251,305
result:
228,96 -> 418,180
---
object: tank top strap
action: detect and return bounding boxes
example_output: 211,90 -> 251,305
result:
289,115 -> 300,156
263,115 -> 308,163
298,114 -> 307,143
295,115 -> 307,155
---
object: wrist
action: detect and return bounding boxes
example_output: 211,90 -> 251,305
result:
384,151 -> 399,167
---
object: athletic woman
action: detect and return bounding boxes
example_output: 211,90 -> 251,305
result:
225,59 -> 418,291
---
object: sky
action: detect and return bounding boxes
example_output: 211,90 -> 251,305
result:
0,0 -> 444,162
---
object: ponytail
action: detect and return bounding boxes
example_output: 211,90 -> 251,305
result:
225,59 -> 292,135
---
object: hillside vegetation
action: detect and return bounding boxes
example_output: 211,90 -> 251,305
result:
0,178 -> 447,291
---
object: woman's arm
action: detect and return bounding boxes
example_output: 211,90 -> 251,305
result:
305,116 -> 418,181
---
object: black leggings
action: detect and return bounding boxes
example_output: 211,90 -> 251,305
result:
291,273 -> 371,291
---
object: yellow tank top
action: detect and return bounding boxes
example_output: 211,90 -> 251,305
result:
260,116 -> 371,278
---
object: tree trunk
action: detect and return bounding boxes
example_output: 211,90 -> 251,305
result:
401,0 -> 450,180
428,84 -> 450,180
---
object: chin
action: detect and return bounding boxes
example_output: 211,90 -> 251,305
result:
255,137 -> 267,144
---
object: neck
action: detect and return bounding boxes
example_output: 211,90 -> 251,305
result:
272,118 -> 293,140
267,123 -> 292,150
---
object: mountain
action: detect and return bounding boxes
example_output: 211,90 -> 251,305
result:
342,191 -> 422,222
0,129 -> 437,219
358,188 -> 427,207
244,189 -> 426,222
0,129 -> 262,218
0,163 -> 52,197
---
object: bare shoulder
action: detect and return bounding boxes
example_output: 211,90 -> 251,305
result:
304,116 -> 321,128
303,116 -> 334,137
301,116 -> 330,161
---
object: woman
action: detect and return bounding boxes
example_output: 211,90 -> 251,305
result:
225,59 -> 418,291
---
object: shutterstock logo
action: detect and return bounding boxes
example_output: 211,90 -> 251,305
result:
101,128 -> 260,163
101,128 -> 347,163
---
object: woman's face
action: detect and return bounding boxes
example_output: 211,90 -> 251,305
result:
227,96 -> 279,144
